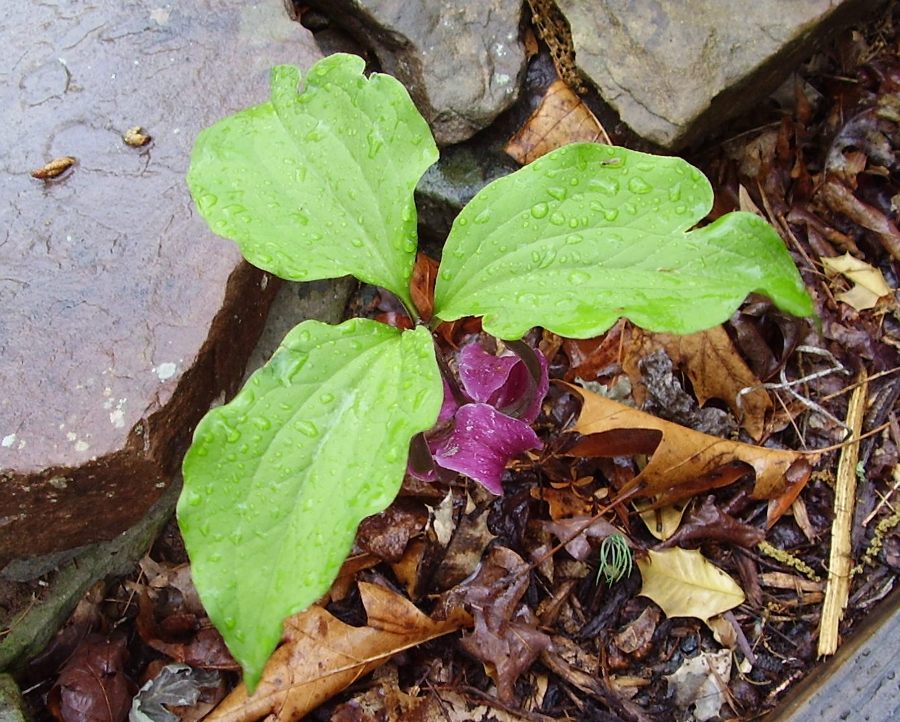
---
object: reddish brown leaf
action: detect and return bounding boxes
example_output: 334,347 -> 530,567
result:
356,499 -> 428,563
659,496 -> 765,549
206,583 -> 469,722
49,635 -> 131,722
613,606 -> 660,658
504,79 -> 611,165
409,251 -> 439,322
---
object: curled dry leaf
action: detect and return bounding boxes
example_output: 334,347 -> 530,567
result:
659,496 -> 765,550
31,156 -> 75,180
637,548 -> 745,623
504,79 -> 610,165
821,253 -> 892,311
624,326 -> 772,441
206,583 -> 469,722
566,384 -> 814,507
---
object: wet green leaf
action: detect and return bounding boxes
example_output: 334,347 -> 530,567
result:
433,143 -> 813,340
177,320 -> 442,690
187,54 -> 437,310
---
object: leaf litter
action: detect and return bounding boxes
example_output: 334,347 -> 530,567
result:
15,6 -> 900,722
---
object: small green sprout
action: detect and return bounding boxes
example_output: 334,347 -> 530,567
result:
597,533 -> 633,586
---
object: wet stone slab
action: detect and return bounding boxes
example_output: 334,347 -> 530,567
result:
557,0 -> 880,149
0,1 -> 320,562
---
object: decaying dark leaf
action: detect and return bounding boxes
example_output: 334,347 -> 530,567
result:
31,156 -> 76,180
545,516 -> 622,561
130,664 -> 222,722
444,546 -> 551,703
48,634 -> 132,722
613,606 -> 660,658
356,499 -> 428,563
660,496 -> 765,550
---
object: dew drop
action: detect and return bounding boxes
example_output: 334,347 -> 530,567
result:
530,202 -> 549,219
603,208 -> 619,222
568,270 -> 590,284
350,238 -> 364,248
295,420 -> 319,438
251,416 -> 271,431
366,129 -> 383,159
628,177 -> 653,194
319,392 -> 335,404
549,211 -> 566,226
474,207 -> 493,224
589,177 -> 619,195
566,234 -> 583,245
224,617 -> 237,630
547,186 -> 566,201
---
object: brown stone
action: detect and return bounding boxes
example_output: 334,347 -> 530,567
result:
0,1 -> 321,562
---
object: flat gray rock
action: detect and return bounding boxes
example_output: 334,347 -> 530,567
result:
308,0 -> 526,145
558,0 -> 877,148
0,0 -> 320,562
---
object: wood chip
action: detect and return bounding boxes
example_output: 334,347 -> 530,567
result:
817,370 -> 868,657
31,156 -> 75,179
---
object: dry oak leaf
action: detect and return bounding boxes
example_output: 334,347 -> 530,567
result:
566,385 -> 813,506
624,326 -> 772,441
637,548 -> 745,623
205,583 -> 470,722
821,253 -> 893,311
504,79 -> 610,165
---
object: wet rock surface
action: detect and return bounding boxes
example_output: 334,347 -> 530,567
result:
557,0 -> 879,149
0,0 -> 319,562
306,0 -> 526,145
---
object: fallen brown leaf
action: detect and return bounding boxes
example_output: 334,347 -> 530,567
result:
206,583 -> 469,722
31,156 -> 76,180
624,326 -> 772,440
566,385 -> 814,507
504,79 -> 610,165
659,496 -> 765,550
48,634 -> 132,722
821,252 -> 892,311
446,546 -> 551,703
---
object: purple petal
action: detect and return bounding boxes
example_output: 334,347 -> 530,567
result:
437,377 -> 460,424
430,403 -> 542,495
458,342 -> 549,423
459,342 -> 520,404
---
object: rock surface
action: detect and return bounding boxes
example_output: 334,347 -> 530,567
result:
307,0 -> 526,145
557,0 -> 879,149
0,1 -> 320,562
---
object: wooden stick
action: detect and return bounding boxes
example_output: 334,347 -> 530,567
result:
817,370 -> 868,657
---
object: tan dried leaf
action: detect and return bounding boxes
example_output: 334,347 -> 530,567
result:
821,252 -> 892,311
567,385 -> 812,504
504,80 -> 609,165
31,156 -> 75,179
206,583 -> 468,722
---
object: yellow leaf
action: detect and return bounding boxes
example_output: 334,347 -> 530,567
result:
637,548 -> 744,622
635,500 -> 686,541
821,253 -> 891,311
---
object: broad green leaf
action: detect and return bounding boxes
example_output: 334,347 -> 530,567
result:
177,319 -> 442,690
637,548 -> 745,622
187,54 -> 438,310
433,143 -> 813,340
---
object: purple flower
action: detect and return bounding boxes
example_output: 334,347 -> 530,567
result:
411,340 -> 549,494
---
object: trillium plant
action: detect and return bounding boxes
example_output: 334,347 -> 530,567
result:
179,53 -> 813,689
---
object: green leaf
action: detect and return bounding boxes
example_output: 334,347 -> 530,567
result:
186,54 -> 438,310
176,320 -> 442,690
433,143 -> 813,340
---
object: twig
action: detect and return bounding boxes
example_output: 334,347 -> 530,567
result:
817,370 -> 868,657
